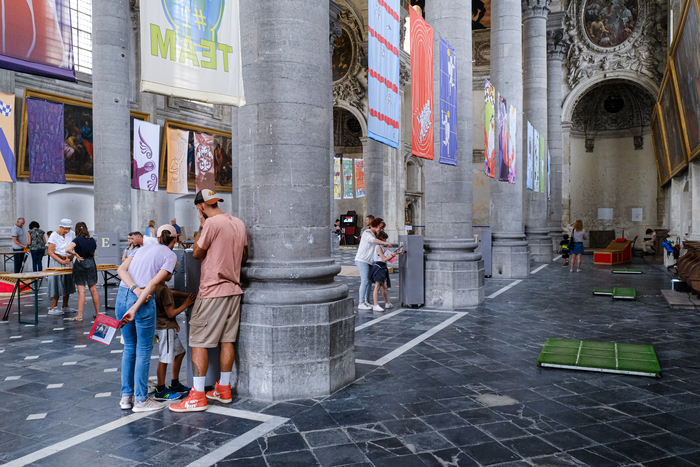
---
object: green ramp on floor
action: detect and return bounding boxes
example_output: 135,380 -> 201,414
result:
537,338 -> 661,377
612,268 -> 642,274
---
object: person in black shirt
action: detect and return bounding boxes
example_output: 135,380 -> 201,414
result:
558,234 -> 571,266
65,222 -> 99,321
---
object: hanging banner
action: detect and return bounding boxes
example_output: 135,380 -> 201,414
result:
539,135 -> 546,193
342,158 -> 354,199
484,79 -> 496,178
26,98 -> 65,184
367,0 -> 400,148
410,7 -> 434,160
166,128 -> 189,194
439,36 -> 457,166
194,132 -> 216,192
0,93 -> 16,183
140,0 -> 245,106
0,0 -> 75,81
132,120 -> 160,191
533,127 -> 540,192
355,159 -> 365,198
333,158 -> 342,200
497,94 -> 508,182
526,122 -> 534,190
507,105 -> 517,183
547,149 -> 551,200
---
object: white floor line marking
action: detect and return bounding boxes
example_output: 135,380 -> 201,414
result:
355,308 -> 406,331
74,345 -> 86,349
41,340 -> 53,343
5,376 -> 21,381
83,332 -> 89,335
553,255 -> 562,261
111,350 -> 123,354
47,384 -> 63,389
95,392 -> 111,398
357,312 -> 468,367
531,264 -> 549,275
62,362 -> 77,366
486,280 -> 523,299
26,413 -> 47,421
10,336 -> 21,339
104,368 -> 117,372
355,359 -> 376,365
25,356 -> 39,360
53,328 -> 64,331
207,406 -> 277,422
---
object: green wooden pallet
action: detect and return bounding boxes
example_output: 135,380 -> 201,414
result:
612,268 -> 642,274
537,338 -> 661,377
593,288 -> 636,299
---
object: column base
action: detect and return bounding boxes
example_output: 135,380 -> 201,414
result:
549,229 -> 564,255
526,227 -> 553,263
424,239 -> 484,309
0,226 -> 14,251
491,233 -> 530,278
237,297 -> 355,401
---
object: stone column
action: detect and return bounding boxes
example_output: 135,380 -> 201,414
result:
490,0 -> 529,278
230,108 -> 239,218
362,137 -> 384,217
562,122 -> 572,225
136,93 -> 160,231
690,160 -> 700,240
546,22 -> 567,251
93,0 -> 132,236
0,70 -> 16,250
522,0 -> 552,263
329,3 -> 342,228
424,0 -> 484,308
237,0 -> 355,401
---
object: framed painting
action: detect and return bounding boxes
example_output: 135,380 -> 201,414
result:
650,104 -> 671,186
658,70 -> 688,177
157,120 -> 233,193
18,88 -> 150,182
670,0 -> 700,161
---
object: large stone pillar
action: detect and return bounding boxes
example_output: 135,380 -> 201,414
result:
490,0 -> 529,278
522,0 -> 552,263
93,0 -> 132,235
546,21 -> 567,251
424,0 -> 484,308
690,159 -> 700,240
362,137 -> 384,217
237,0 -> 355,401
0,70 -> 16,250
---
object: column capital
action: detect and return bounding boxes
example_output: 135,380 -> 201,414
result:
522,0 -> 551,20
546,28 -> 569,61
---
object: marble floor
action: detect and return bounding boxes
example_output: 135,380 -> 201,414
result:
1,251 -> 699,466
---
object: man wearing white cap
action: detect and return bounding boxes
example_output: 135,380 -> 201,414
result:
47,219 -> 76,315
170,190 -> 247,413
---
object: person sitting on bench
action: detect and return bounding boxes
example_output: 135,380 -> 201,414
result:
642,229 -> 656,254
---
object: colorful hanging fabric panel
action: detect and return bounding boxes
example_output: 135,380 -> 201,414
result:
355,159 -> 365,198
367,0 -> 401,148
342,158 -> 354,199
0,93 -> 16,183
533,127 -> 540,192
497,94 -> 508,182
539,135 -> 546,193
507,105 -> 517,183
333,157 -> 342,200
166,127 -> 188,194
26,98 -> 65,184
410,7 -> 434,160
132,120 -> 160,191
439,36 -> 457,166
194,132 -> 216,192
526,122 -> 534,190
484,79 -> 496,178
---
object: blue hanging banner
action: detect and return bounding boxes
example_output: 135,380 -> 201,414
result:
439,36 -> 457,166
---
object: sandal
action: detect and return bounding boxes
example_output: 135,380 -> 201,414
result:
69,316 -> 83,322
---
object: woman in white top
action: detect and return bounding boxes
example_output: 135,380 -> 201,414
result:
567,220 -> 588,272
354,217 -> 392,310
47,218 -> 76,315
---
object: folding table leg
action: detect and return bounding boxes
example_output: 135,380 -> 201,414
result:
2,279 -> 19,321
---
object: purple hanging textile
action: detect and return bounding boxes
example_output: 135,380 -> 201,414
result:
27,98 -> 66,184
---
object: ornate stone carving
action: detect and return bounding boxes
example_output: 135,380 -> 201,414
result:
400,7 -> 408,52
332,9 -> 366,115
522,0 -> 552,20
330,17 -> 343,55
333,76 -> 366,113
473,30 -> 491,68
564,0 -> 667,89
634,135 -> 644,150
547,28 -> 570,61
585,138 -> 595,152
334,108 -> 363,147
399,55 -> 411,87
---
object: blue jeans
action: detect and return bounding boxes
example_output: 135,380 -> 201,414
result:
31,249 -> 44,272
115,287 -> 156,402
356,260 -> 372,304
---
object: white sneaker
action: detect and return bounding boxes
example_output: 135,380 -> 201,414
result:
372,305 -> 384,312
120,396 -> 133,410
358,302 -> 372,310
61,306 -> 75,313
48,307 -> 64,315
132,398 -> 165,413
384,303 -> 393,309
576,269 -> 581,272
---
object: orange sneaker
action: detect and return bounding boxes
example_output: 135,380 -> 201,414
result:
169,390 -> 208,412
206,381 -> 232,403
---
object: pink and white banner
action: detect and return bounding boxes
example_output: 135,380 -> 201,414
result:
132,120 -> 160,191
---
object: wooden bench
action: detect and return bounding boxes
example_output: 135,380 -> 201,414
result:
594,239 -> 632,265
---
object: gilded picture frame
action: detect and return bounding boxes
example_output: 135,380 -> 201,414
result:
157,119 -> 233,193
18,88 -> 150,182
657,68 -> 689,178
669,0 -> 700,161
650,104 -> 671,186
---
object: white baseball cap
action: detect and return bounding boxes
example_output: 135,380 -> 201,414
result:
59,218 -> 72,228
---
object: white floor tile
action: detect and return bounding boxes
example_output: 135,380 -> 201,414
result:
95,392 -> 111,398
41,340 -> 53,343
62,361 -> 77,366
47,383 -> 63,389
5,376 -> 21,381
26,413 -> 47,420
104,368 -> 117,372
25,356 -> 39,360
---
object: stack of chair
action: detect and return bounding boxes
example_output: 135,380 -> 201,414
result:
677,241 -> 700,296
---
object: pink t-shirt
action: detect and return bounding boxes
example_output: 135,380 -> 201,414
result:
197,213 -> 247,298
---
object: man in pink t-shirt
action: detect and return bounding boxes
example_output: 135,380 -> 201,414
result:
170,190 -> 247,413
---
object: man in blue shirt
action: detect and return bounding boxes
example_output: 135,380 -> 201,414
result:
11,217 -> 27,273
171,219 -> 182,246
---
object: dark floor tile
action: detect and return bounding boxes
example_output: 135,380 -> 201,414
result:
607,439 -> 670,463
525,399 -> 570,416
382,418 -> 433,437
438,426 -> 494,447
212,417 -> 262,437
263,432 -> 309,454
329,409 -> 378,427
478,421 -> 529,441
217,456 -> 268,467
369,453 -> 430,466
461,442 -> 520,465
539,430 -> 596,451
291,405 -> 340,432
642,433 -> 700,455
568,447 -> 629,467
609,418 -> 666,437
501,436 -> 560,458
420,413 -> 468,430
642,413 -> 699,432
357,437 -> 413,461
147,422 -> 203,444
265,449 -> 320,467
313,444 -> 368,467
401,431 -> 454,453
610,401 -> 663,417
456,408 -> 505,425
345,424 -> 393,443
303,428 -> 352,448
643,457 -> 698,467
418,448 -> 478,467
110,438 -> 172,462
573,423 -> 634,444
221,440 -> 264,460
545,409 -> 598,427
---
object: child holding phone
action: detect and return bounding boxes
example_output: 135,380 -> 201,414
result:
369,232 -> 404,312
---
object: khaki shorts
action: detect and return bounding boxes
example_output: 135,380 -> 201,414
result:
188,295 -> 242,348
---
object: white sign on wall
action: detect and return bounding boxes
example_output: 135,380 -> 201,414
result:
598,208 -> 614,220
140,0 -> 245,106
632,208 -> 643,222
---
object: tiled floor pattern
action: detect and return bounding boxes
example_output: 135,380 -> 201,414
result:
0,253 -> 699,466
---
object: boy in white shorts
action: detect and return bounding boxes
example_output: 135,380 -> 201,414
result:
153,266 -> 195,401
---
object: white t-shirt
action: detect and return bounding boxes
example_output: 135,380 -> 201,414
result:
373,245 -> 391,263
48,231 -> 76,256
354,230 -> 377,264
